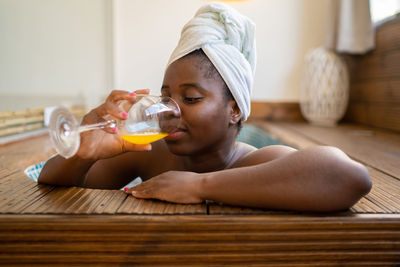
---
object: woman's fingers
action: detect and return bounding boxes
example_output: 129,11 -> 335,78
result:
106,90 -> 136,103
122,141 -> 152,152
124,183 -> 156,199
134,89 -> 150,95
106,89 -> 149,103
130,188 -> 154,199
93,102 -> 127,121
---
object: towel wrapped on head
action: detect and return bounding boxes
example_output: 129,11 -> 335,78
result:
167,2 -> 256,121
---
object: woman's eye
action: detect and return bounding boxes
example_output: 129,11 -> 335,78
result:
183,97 -> 203,104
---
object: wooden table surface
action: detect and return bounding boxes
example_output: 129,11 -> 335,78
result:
1,121 -> 399,265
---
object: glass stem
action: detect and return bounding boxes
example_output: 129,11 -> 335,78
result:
78,120 -> 117,133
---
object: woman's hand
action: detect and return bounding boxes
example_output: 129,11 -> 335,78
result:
124,171 -> 204,204
77,89 -> 151,160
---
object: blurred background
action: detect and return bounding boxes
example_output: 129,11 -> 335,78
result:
0,0 -> 399,138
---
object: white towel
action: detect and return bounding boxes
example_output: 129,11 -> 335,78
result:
167,2 -> 256,121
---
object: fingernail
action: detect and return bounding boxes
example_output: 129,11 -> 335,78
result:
122,112 -> 128,118
111,127 -> 117,132
123,187 -> 129,191
129,92 -> 136,96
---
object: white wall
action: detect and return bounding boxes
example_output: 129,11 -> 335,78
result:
0,0 -> 112,111
113,0 -> 205,94
0,0 -> 330,112
114,0 -> 330,101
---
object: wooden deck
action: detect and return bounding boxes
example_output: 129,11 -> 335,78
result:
1,121 -> 399,265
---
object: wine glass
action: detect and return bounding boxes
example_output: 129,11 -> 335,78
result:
49,94 -> 181,158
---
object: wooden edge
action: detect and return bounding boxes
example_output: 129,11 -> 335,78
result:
249,101 -> 305,122
1,213 -> 400,224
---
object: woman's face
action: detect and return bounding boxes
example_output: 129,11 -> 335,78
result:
161,54 -> 237,156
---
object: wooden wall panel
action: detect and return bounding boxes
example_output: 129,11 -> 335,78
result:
345,15 -> 400,132
249,102 -> 304,121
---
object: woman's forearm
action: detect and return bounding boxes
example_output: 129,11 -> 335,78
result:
199,146 -> 371,212
38,155 -> 96,187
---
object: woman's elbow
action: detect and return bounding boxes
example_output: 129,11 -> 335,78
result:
325,146 -> 372,210
345,160 -> 372,203
308,146 -> 371,211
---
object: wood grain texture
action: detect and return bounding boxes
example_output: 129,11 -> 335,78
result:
0,214 -> 399,265
0,120 -> 400,265
249,101 -> 304,122
345,15 -> 400,132
270,122 -> 400,179
345,102 -> 400,132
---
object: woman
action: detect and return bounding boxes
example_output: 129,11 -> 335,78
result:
38,3 -> 371,211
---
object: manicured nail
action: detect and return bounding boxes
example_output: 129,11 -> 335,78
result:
129,92 -> 136,96
122,112 -> 128,118
111,127 -> 117,132
123,187 -> 129,191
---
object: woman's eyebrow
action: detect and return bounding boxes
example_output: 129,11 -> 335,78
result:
179,83 -> 207,92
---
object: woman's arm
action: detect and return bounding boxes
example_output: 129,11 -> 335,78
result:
38,154 -> 96,187
127,146 -> 371,212
38,89 -> 151,188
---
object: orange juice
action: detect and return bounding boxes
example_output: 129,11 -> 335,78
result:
120,133 -> 168,144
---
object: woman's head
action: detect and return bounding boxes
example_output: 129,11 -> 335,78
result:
167,2 -> 256,121
161,49 -> 242,156
162,3 -> 256,156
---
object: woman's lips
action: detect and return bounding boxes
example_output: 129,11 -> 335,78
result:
165,129 -> 185,141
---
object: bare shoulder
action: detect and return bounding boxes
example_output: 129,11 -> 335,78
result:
232,143 -> 297,168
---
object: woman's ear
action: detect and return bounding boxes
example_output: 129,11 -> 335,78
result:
228,100 -> 241,125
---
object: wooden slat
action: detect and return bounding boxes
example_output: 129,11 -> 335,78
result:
249,102 -> 304,121
273,122 -> 400,179
352,47 -> 400,81
0,122 -> 44,137
344,16 -> 400,132
374,15 -> 400,54
0,133 -> 54,172
348,79 -> 400,104
250,121 -> 317,149
0,252 -> 399,265
2,241 -> 399,254
0,171 -> 54,214
209,203 -> 296,215
0,215 -> 399,265
20,187 -> 125,215
0,107 -> 44,119
345,102 -> 400,132
117,196 -> 206,214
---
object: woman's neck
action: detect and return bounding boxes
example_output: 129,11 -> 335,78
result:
182,141 -> 238,173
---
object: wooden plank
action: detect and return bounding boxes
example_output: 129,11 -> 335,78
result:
2,240 -> 399,254
374,15 -> 400,54
208,202 -> 296,215
274,122 -> 400,179
0,215 -> 399,265
0,251 -> 399,265
117,196 -> 206,214
351,46 -> 400,82
250,121 -> 317,149
69,189 -> 116,214
349,79 -> 400,104
0,107 -> 43,119
0,134 -> 54,172
0,172 -> 53,213
345,102 -> 400,132
249,102 -> 304,122
0,122 -> 44,138
0,184 -> 54,214
21,187 -> 75,214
